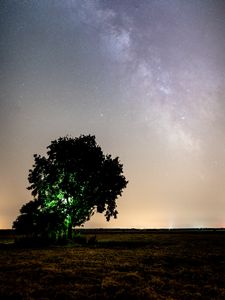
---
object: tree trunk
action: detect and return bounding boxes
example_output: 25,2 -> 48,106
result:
68,221 -> 72,240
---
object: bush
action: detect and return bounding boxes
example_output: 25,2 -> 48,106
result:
73,235 -> 87,244
14,236 -> 52,247
87,235 -> 97,245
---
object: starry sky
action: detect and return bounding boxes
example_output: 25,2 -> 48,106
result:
1,0 -> 225,229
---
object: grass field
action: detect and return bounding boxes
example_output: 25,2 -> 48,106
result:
0,230 -> 225,299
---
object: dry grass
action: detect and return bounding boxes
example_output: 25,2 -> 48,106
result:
0,231 -> 225,299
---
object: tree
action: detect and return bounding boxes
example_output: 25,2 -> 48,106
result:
13,135 -> 128,240
13,198 -> 65,239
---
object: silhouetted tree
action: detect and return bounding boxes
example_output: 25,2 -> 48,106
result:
13,135 -> 128,240
13,199 -> 64,239
13,199 -> 41,236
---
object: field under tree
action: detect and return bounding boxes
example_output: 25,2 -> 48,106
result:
0,229 -> 225,299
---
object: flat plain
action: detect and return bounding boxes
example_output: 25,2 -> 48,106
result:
0,229 -> 225,299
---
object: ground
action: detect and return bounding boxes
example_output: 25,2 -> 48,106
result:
0,230 -> 225,299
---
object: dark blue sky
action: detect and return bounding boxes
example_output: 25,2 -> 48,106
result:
1,0 -> 225,228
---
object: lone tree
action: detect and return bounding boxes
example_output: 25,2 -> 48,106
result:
13,135 -> 128,239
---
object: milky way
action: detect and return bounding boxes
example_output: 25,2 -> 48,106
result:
1,0 -> 225,228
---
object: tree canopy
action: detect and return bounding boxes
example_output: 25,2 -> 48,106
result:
13,135 -> 128,239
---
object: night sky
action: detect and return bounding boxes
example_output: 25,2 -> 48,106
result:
1,0 -> 225,229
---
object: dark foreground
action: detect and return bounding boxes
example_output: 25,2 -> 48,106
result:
0,230 -> 225,299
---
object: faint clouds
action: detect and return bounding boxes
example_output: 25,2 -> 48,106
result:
101,28 -> 132,63
78,1 -> 115,27
159,85 -> 172,95
130,59 -> 173,99
168,125 -> 201,153
64,0 -> 133,63
56,0 -> 116,31
152,109 -> 201,154
135,62 -> 153,88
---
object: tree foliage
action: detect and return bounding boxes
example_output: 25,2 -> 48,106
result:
13,135 -> 128,239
